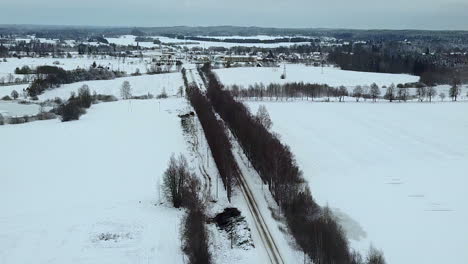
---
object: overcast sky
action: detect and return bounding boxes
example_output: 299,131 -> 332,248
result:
1,0 -> 468,30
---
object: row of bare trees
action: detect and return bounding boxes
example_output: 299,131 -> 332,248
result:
228,82 -> 465,103
228,82 -> 342,101
182,68 -> 237,202
200,63 -> 386,264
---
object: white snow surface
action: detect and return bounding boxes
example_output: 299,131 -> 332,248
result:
215,64 -> 420,87
154,36 -> 310,48
0,101 -> 41,117
0,73 -> 183,101
0,99 -> 189,264
106,35 -> 161,48
245,100 -> 468,264
0,56 -> 155,80
195,35 -> 297,40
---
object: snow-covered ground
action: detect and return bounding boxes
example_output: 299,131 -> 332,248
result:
153,36 -> 310,48
0,56 -> 154,80
215,64 -> 420,87
106,35 -> 161,48
0,98 -> 191,264
245,101 -> 468,264
0,72 -> 183,102
0,101 -> 41,117
195,35 -> 303,40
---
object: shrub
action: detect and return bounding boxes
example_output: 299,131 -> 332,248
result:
77,85 -> 92,108
36,111 -> 56,121
57,95 -> 86,122
15,65 -> 34,74
8,116 -> 26,125
131,94 -> 153,100
95,94 -> 118,102
156,89 -> 168,99
131,68 -> 141,76
53,97 -> 63,105
1,95 -> 12,101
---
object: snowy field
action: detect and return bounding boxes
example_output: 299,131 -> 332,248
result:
106,35 -> 161,48
0,99 -> 190,264
215,64 -> 420,87
195,35 -> 303,40
0,72 -> 183,101
151,36 -> 310,48
0,56 -> 154,80
245,101 -> 468,264
0,101 -> 41,117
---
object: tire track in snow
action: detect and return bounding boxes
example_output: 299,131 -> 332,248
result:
191,69 -> 285,264
235,163 -> 285,264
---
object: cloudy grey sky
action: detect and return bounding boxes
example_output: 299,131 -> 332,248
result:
1,0 -> 468,30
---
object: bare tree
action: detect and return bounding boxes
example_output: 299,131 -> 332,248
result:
369,83 -> 380,102
120,81 -> 132,100
178,86 -> 184,97
353,85 -> 363,102
439,92 -> 446,101
366,246 -> 386,264
256,105 -> 272,130
162,154 -> 189,208
384,84 -> 396,102
77,84 -> 92,108
338,86 -> 348,102
7,73 -> 14,83
426,86 -> 437,102
397,86 -> 409,102
449,81 -> 460,101
416,86 -> 427,102
350,250 -> 364,264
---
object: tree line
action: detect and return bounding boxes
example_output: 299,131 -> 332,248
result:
227,81 -> 464,102
328,43 -> 468,85
27,65 -> 125,96
200,63 -> 386,264
173,35 -> 314,44
182,68 -> 237,202
228,82 -> 342,101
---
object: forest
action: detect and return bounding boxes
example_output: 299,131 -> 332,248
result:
328,42 -> 468,84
